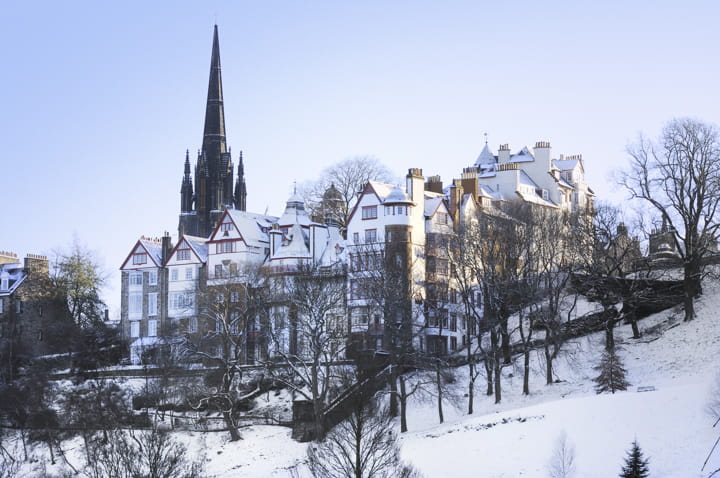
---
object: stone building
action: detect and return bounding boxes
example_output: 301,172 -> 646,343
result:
0,252 -> 68,379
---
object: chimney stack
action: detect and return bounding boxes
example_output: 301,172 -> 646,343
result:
161,231 -> 173,265
498,144 -> 511,163
424,175 -> 443,194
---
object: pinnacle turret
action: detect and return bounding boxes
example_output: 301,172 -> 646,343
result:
235,151 -> 247,211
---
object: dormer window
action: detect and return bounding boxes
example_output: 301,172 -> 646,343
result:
177,249 -> 191,261
132,253 -> 147,265
0,278 -> 8,291
436,212 -> 448,225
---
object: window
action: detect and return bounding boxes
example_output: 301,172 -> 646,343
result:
353,232 -> 359,244
351,307 -> 369,325
129,272 -> 143,286
148,293 -> 158,316
170,292 -> 193,310
364,229 -> 377,243
148,269 -> 157,285
130,321 -> 140,338
230,291 -> 240,302
170,268 -> 179,281
15,300 -> 22,314
129,293 -> 143,316
385,206 -> 393,216
215,264 -> 223,278
216,241 -> 234,253
177,249 -> 191,261
0,298 -> 3,313
185,267 -> 193,280
436,212 -> 448,225
132,253 -> 147,265
362,206 -> 378,220
542,190 -> 549,201
450,336 -> 457,351
230,311 -> 240,334
188,316 -> 198,333
229,263 -> 238,276
397,206 -> 406,215
148,319 -> 157,337
436,258 -> 449,276
450,313 -> 457,332
0,278 -> 7,291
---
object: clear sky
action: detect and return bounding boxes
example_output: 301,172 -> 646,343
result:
2,1 -> 718,315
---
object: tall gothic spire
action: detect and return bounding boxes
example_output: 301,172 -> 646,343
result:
202,24 -> 226,157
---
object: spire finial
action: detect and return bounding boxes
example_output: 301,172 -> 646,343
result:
293,181 -> 297,195
484,132 -> 488,145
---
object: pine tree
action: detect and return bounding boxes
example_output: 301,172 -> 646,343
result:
619,440 -> 650,478
593,348 -> 630,394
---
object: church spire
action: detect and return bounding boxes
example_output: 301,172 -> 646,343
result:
235,151 -> 247,211
202,24 -> 226,156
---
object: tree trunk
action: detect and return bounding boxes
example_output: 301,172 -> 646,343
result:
223,411 -> 241,441
436,365 -> 444,424
523,349 -> 530,395
493,357 -> 502,404
683,259 -> 702,321
630,317 -> 641,339
501,320 -> 511,365
544,334 -> 553,385
467,373 -> 475,415
399,376 -> 408,433
605,311 -> 616,351
388,366 -> 399,417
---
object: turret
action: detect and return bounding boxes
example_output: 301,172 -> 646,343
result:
234,151 -> 247,211
181,150 -> 194,213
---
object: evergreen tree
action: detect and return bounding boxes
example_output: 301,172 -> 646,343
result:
619,440 -> 650,478
593,348 -> 630,394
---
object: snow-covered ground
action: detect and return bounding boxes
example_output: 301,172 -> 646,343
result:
12,277 -> 720,477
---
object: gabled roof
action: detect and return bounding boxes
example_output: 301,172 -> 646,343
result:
318,228 -> 346,267
168,235 -> 208,264
424,196 -> 444,218
218,209 -> 276,249
120,238 -> 164,270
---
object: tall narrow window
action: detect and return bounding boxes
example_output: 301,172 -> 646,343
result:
130,321 -> 140,338
148,319 -> 158,337
148,293 -> 158,316
364,229 -> 377,243
148,269 -> 158,285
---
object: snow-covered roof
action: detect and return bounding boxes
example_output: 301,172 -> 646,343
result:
318,228 -> 346,267
553,158 -> 579,171
424,197 -> 444,217
474,143 -> 497,168
277,194 -> 313,228
508,146 -> 535,163
382,184 -> 413,204
518,170 -> 541,189
183,235 -> 209,262
558,177 -> 575,189
138,239 -> 164,267
272,223 -> 311,259
225,209 -> 276,249
0,262 -> 25,296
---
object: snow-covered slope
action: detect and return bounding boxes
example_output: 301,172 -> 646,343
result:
14,276 -> 720,477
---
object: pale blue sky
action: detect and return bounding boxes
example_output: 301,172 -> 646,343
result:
2,1 -> 718,314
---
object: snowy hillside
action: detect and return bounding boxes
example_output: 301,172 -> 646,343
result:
14,278 -> 720,477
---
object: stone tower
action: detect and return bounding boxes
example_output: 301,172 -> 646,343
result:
179,25 -> 247,238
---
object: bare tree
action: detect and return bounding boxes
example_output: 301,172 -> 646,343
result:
299,156 -> 396,231
547,430 -> 576,478
83,426 -> 204,478
181,263 -> 269,441
572,203 -> 644,349
621,118 -> 720,321
267,264 -> 347,440
306,398 -> 421,478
